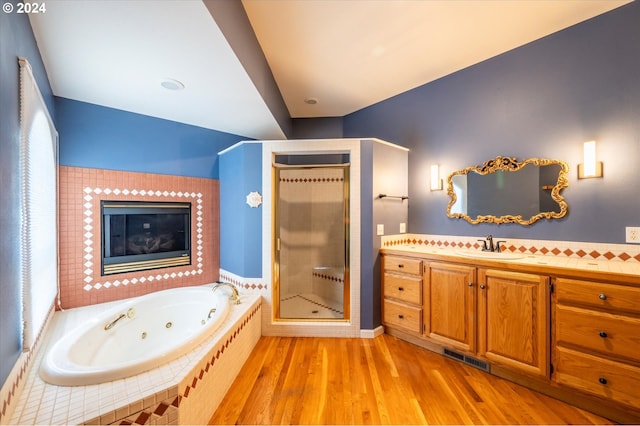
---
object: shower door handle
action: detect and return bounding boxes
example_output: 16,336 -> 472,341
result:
276,238 -> 281,251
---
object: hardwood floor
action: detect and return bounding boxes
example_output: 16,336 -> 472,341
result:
209,334 -> 611,425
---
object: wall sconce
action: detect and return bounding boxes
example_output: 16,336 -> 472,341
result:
578,140 -> 603,179
430,164 -> 443,191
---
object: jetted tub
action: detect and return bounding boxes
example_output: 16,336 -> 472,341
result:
39,285 -> 232,386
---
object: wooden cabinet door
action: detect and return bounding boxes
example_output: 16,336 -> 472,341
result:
478,269 -> 550,377
425,262 -> 476,352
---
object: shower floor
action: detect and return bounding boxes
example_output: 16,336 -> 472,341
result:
280,293 -> 344,319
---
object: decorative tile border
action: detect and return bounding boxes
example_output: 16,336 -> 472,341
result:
381,234 -> 640,263
219,269 -> 267,292
84,389 -> 179,426
312,270 -> 344,283
282,294 -> 344,315
84,303 -> 261,425
179,303 -> 261,401
10,293 -> 261,425
81,187 -> 204,292
280,177 -> 345,183
58,167 -> 218,309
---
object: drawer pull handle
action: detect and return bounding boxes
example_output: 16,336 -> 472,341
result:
398,264 -> 404,268
599,331 -> 608,338
398,314 -> 404,319
599,293 -> 607,301
398,287 -> 404,291
598,377 -> 608,385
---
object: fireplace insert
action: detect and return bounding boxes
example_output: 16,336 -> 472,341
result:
101,201 -> 191,275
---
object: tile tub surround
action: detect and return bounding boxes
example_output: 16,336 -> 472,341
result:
0,306 -> 54,425
382,234 -> 640,264
9,287 -> 262,425
58,166 -> 220,309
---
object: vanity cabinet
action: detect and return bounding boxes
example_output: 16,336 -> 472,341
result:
382,257 -> 549,377
552,277 -> 640,408
477,269 -> 550,377
382,255 -> 423,334
424,262 -> 476,352
381,248 -> 640,422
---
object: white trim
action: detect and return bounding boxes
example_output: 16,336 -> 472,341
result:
360,325 -> 385,339
217,140 -> 262,156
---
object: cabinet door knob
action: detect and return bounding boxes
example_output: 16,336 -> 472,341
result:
599,293 -> 607,300
598,377 -> 608,385
480,284 -> 486,290
467,282 -> 473,287
398,264 -> 404,268
398,287 -> 404,291
599,331 -> 608,338
398,314 -> 404,319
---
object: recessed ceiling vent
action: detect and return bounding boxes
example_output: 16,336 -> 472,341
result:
161,78 -> 185,91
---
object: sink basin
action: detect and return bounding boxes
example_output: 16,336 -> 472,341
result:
454,250 -> 524,260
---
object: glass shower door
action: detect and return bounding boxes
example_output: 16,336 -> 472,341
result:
274,163 -> 349,321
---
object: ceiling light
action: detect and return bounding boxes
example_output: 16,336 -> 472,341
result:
161,78 -> 185,91
304,97 -> 318,105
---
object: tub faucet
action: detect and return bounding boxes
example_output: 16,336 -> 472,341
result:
104,308 -> 135,331
104,313 -> 126,331
212,282 -> 241,304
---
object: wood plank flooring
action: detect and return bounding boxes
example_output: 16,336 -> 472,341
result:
209,334 -> 611,425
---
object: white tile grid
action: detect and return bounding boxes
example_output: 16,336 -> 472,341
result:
0,306 -> 56,426
178,303 -> 262,425
312,268 -> 344,306
279,294 -> 343,319
10,291 -> 261,425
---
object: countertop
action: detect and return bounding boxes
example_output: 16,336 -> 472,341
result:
381,245 -> 640,284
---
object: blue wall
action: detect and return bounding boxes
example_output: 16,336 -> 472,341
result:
0,2 -> 55,389
56,97 -> 244,179
345,2 -> 640,244
219,143 -> 263,277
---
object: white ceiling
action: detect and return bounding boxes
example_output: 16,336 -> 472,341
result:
29,0 -> 631,140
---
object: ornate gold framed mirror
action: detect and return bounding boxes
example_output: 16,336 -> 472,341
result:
446,156 -> 569,225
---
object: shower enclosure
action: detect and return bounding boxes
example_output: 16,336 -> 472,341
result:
273,154 -> 350,321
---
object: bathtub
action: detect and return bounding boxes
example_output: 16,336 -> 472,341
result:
39,285 -> 232,386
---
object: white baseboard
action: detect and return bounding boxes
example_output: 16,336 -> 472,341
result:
360,325 -> 384,339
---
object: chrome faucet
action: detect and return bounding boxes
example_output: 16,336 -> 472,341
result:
212,282 -> 241,304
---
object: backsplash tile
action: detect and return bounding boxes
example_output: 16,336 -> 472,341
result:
381,234 -> 640,263
58,166 -> 220,309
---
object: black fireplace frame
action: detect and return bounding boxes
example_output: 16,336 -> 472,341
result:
101,200 -> 191,275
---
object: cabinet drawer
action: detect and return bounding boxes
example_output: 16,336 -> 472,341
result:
383,299 -> 422,334
555,278 -> 640,314
554,346 -> 640,408
556,305 -> 640,363
384,273 -> 422,305
383,256 -> 423,276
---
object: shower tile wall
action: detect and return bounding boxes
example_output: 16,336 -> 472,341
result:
58,166 -> 220,309
279,168 -> 345,299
